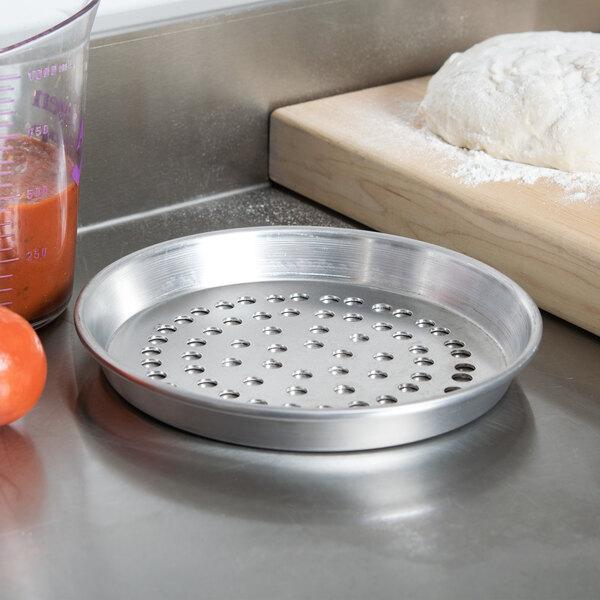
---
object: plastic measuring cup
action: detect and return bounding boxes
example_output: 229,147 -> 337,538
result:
0,0 -> 99,328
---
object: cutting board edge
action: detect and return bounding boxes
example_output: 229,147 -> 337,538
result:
269,104 -> 600,337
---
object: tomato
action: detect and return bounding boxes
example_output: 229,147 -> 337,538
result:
0,306 -> 47,426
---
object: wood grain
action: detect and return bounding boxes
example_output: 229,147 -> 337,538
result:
269,77 -> 600,336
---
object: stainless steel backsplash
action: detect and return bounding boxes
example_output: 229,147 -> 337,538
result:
81,0 -> 600,226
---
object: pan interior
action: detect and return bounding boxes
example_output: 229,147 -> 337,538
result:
107,280 -> 506,410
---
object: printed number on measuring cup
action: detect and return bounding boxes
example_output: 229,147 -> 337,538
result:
25,248 -> 47,261
27,61 -> 73,81
29,125 -> 49,138
26,186 -> 48,200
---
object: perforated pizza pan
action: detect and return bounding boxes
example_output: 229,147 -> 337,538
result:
74,226 -> 542,451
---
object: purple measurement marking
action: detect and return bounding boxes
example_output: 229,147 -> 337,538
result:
0,257 -> 18,264
0,134 -> 19,139
0,110 -> 14,115
0,171 -> 13,176
0,124 -> 14,128
0,195 -> 18,201
0,288 -> 13,293
0,75 -> 21,82
0,160 -> 13,165
0,234 -> 13,239
0,274 -> 13,279
0,301 -> 13,306
0,100 -> 14,104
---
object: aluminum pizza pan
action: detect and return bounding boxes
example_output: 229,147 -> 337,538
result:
74,226 -> 542,452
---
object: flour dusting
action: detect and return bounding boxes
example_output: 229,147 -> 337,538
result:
391,100 -> 600,204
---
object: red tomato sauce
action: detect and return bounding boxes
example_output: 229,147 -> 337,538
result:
0,136 -> 78,324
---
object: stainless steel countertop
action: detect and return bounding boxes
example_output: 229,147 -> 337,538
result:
1,184 -> 599,600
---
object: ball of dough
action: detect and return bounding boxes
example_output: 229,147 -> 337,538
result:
419,31 -> 600,173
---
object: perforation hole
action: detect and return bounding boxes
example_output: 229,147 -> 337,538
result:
267,344 -> 287,353
430,327 -> 450,336
174,315 -> 193,324
141,359 -> 161,368
253,311 -> 272,320
368,370 -> 388,380
392,331 -> 412,340
349,400 -> 369,408
231,339 -> 251,348
292,370 -> 312,379
334,384 -> 355,394
263,326 -> 282,335
329,366 -> 349,376
452,373 -> 473,382
249,398 -> 268,405
344,297 -> 363,306
343,313 -> 363,322
309,325 -> 329,334
411,372 -> 432,382
409,345 -> 429,354
215,301 -> 234,310
451,349 -> 472,358
203,327 -> 222,336
445,339 -> 465,349
372,303 -> 392,313
304,340 -> 324,349
141,346 -> 161,356
377,395 -> 398,405
223,316 -> 242,326
263,359 -> 283,369
286,386 -> 307,396
416,319 -> 435,328
198,378 -> 218,388
398,383 -> 419,392
350,333 -> 369,342
414,357 -> 434,367
222,357 -> 242,367
146,370 -> 167,380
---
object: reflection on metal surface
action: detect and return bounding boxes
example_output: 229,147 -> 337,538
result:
76,370 -> 533,525
0,427 -> 45,531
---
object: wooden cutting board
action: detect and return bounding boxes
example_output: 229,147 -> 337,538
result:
269,77 -> 600,336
